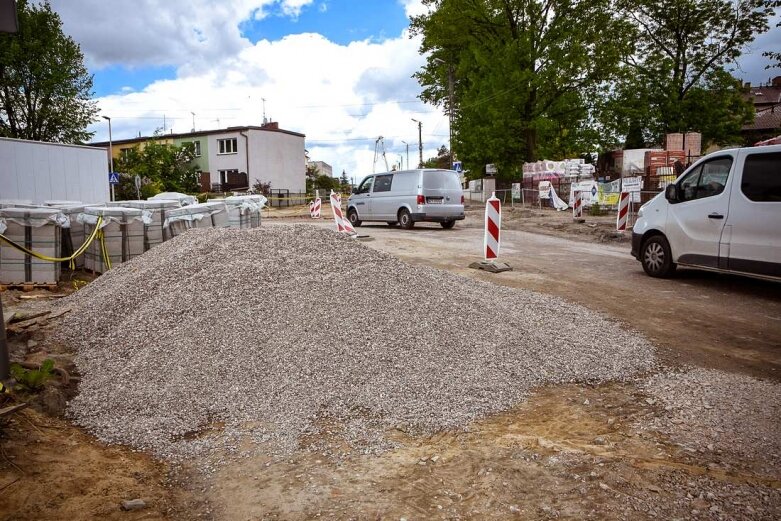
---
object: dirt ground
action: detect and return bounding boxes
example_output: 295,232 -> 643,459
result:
1,204 -> 779,520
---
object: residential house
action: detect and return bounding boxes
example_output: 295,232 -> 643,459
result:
91,121 -> 306,193
742,76 -> 781,145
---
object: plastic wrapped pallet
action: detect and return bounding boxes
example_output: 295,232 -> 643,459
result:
0,199 -> 33,209
224,195 -> 266,229
45,203 -> 87,269
163,202 -> 229,238
149,192 -> 197,206
0,208 -> 65,285
78,207 -> 150,274
104,200 -> 180,249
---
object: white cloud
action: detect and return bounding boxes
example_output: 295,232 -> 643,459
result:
90,30 -> 449,181
399,0 -> 429,18
49,0 -> 316,68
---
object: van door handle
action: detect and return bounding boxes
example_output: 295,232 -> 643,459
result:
708,213 -> 724,220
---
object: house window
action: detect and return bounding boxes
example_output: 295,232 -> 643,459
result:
193,140 -> 201,157
219,169 -> 239,185
217,138 -> 237,155
119,148 -> 132,159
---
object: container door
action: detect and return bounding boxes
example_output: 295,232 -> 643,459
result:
725,150 -> 781,277
666,155 -> 733,267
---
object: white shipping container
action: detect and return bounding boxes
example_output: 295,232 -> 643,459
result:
0,137 -> 109,204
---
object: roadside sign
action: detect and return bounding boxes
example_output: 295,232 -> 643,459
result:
108,172 -> 120,185
485,163 -> 497,176
622,176 -> 643,203
452,161 -> 463,173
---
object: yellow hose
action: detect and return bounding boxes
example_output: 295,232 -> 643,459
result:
0,216 -> 104,265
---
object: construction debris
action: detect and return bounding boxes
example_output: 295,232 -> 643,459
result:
59,225 -> 655,460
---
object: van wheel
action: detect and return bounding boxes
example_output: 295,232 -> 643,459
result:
347,209 -> 361,227
440,220 -> 456,229
386,221 -> 398,227
398,209 -> 414,229
641,235 -> 676,278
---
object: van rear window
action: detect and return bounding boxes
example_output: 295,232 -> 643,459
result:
422,171 -> 461,190
742,152 -> 781,202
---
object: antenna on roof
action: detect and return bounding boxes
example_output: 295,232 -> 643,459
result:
262,97 -> 267,124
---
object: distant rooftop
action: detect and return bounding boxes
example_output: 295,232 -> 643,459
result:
90,121 -> 305,147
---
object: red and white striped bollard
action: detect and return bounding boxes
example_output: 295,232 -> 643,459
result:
484,192 -> 501,260
573,190 -> 582,219
616,191 -> 630,231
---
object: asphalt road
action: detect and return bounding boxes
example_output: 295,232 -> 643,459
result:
339,220 -> 781,380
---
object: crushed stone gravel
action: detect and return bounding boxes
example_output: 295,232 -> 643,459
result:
638,368 -> 781,477
58,225 -> 655,460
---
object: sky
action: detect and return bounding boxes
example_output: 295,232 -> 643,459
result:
47,0 -> 780,181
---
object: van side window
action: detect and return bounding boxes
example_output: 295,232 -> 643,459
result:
373,174 -> 393,192
679,157 -> 732,202
357,177 -> 374,194
741,152 -> 781,202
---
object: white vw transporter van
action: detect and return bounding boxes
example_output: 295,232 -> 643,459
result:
631,145 -> 780,280
347,169 -> 465,229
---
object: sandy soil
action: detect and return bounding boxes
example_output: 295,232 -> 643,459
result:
1,205 -> 779,520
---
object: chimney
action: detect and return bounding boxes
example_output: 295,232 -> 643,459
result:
772,76 -> 781,87
261,121 -> 279,130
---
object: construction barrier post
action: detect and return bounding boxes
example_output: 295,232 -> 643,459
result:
573,190 -> 582,220
484,192 -> 501,260
617,191 -> 630,231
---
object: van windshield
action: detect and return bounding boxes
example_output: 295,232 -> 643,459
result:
422,171 -> 460,190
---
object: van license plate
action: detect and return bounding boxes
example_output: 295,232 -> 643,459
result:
427,198 -> 443,204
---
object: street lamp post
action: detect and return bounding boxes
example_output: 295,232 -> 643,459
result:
102,115 -> 114,201
401,140 -> 409,170
411,118 -> 423,168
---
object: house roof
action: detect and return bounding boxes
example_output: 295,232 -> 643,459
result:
743,104 -> 781,131
90,124 -> 305,148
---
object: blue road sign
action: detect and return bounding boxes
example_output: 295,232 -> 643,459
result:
452,161 -> 463,173
109,172 -> 120,185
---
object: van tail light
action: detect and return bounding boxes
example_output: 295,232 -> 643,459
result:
416,195 -> 425,205
460,195 -> 464,204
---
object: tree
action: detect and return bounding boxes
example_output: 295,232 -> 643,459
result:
339,170 -> 351,191
423,145 -> 451,169
614,0 -> 776,145
113,138 -> 199,199
305,163 -> 340,193
0,0 -> 98,143
411,0 -> 632,177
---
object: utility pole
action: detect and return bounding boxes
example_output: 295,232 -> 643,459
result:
402,140 -> 409,170
447,63 -> 455,166
411,118 -> 423,167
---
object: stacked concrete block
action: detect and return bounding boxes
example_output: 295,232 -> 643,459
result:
224,195 -> 265,229
104,200 -> 181,250
0,208 -> 64,285
164,202 -> 229,238
80,207 -> 148,274
45,203 -> 87,268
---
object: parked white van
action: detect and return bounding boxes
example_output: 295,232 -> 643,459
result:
631,145 -> 781,280
347,169 -> 465,229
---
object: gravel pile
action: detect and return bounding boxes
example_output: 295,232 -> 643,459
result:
59,225 -> 654,459
639,368 -> 781,477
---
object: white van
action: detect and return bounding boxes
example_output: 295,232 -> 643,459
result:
347,169 -> 465,229
631,145 -> 781,280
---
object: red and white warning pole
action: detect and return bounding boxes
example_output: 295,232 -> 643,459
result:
616,191 -> 630,231
572,190 -> 582,219
484,192 -> 501,260
310,197 -> 321,219
329,191 -> 356,235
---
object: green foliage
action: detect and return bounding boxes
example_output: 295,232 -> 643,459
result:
611,0 -> 775,146
252,179 -> 272,196
10,359 -> 55,392
589,202 -> 605,216
305,163 -> 340,193
0,0 -> 98,143
412,0 -> 632,170
114,138 -> 199,199
339,170 -> 351,191
423,145 -> 451,169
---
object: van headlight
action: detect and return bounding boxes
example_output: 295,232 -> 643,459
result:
637,207 -> 644,218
